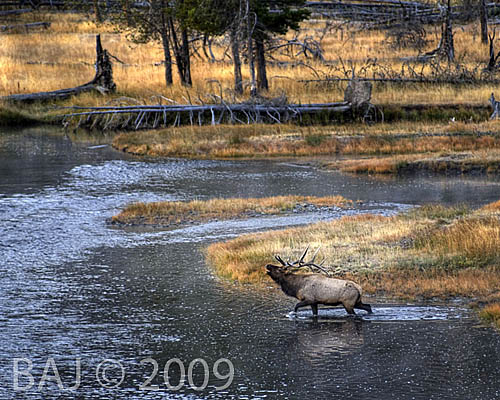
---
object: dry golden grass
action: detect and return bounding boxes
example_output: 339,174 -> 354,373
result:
112,121 -> 500,159
1,13 -> 499,107
205,205 -> 500,301
327,149 -> 500,174
479,303 -> 500,329
416,217 -> 500,266
480,199 -> 500,212
111,195 -> 351,225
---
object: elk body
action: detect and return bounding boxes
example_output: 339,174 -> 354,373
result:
265,247 -> 372,317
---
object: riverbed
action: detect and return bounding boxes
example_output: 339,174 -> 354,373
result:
1,127 -> 500,399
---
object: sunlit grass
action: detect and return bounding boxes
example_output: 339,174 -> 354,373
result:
326,149 -> 500,174
480,303 -> 500,330
205,202 -> 500,302
1,13 -> 497,107
112,121 -> 500,159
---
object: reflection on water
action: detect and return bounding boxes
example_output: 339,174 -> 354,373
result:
292,319 -> 365,360
1,128 -> 500,399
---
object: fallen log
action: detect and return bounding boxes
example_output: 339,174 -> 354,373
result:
61,101 -> 354,130
3,34 -> 115,103
0,21 -> 51,32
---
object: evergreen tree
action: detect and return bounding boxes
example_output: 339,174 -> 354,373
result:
250,0 -> 309,90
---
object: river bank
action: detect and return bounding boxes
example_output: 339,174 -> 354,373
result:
106,122 -> 500,176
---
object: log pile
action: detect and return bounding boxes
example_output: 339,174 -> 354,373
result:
303,0 -> 499,28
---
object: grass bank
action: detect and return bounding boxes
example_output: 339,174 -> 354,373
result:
205,202 -> 500,306
327,150 -> 500,175
0,106 -> 44,127
112,121 -> 500,159
480,303 -> 500,330
111,195 -> 351,226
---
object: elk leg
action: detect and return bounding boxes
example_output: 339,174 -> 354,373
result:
311,303 -> 318,317
343,304 -> 356,315
355,301 -> 373,314
294,300 -> 313,313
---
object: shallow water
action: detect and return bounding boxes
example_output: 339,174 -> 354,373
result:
1,127 -> 500,399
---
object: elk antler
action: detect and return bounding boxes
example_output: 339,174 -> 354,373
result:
274,246 -> 331,276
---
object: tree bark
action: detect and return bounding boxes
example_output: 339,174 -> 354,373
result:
246,0 -> 257,96
93,0 -> 102,23
255,37 -> 268,90
168,17 -> 192,86
160,25 -> 173,86
440,0 -> 454,62
230,26 -> 243,94
181,27 -> 192,86
94,34 -> 116,91
480,0 -> 488,44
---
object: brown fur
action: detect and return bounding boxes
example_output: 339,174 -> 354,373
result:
266,264 -> 372,316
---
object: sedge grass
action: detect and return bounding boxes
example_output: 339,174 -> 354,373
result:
326,150 -> 500,175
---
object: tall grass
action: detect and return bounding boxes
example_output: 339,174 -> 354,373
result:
415,217 -> 500,267
1,13 -> 498,106
327,150 -> 500,175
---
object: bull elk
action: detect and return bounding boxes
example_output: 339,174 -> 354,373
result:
265,246 -> 372,317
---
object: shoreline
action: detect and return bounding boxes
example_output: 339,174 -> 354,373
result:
108,122 -> 500,175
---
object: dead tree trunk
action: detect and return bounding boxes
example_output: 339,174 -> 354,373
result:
480,0 -> 488,44
230,25 -> 243,94
93,34 -> 116,90
246,0 -> 257,97
160,18 -> 173,86
442,0 -> 454,62
255,37 -> 268,90
3,34 -> 115,103
487,30 -> 500,71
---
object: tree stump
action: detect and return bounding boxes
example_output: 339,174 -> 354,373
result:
3,34 -> 115,103
92,34 -> 116,92
344,79 -> 372,108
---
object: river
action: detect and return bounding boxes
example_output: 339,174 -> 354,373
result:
1,127 -> 500,399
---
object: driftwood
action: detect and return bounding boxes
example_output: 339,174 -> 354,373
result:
3,34 -> 115,103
